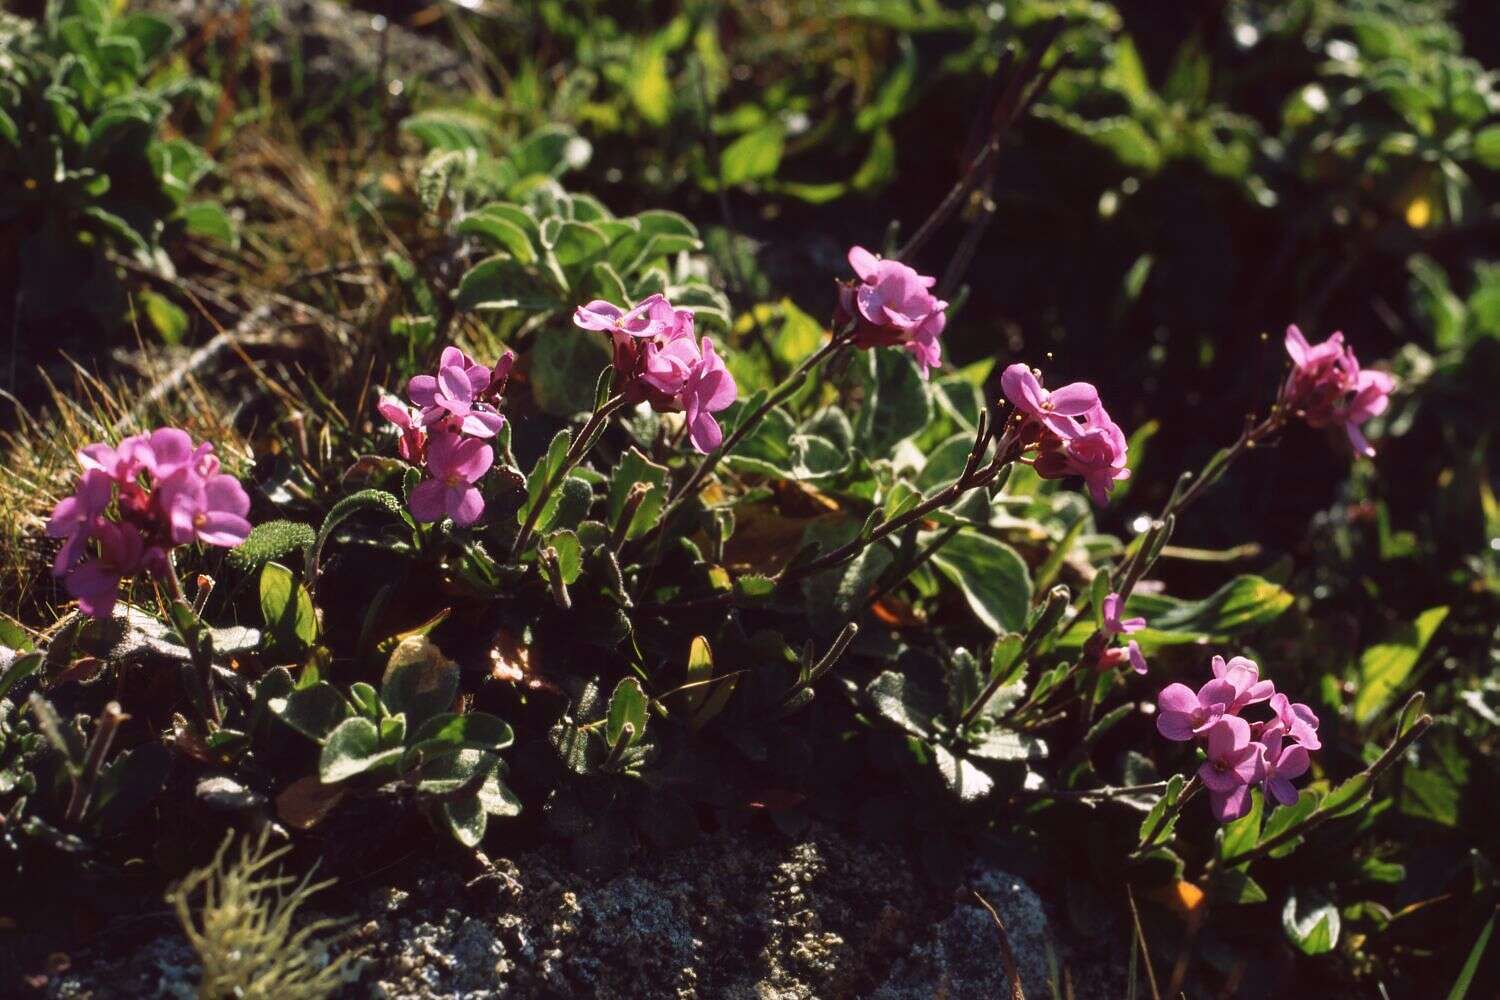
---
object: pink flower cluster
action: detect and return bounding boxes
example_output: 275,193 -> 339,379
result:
1001,364 -> 1131,506
1281,325 -> 1395,458
1156,655 -> 1321,822
1097,591 -> 1147,674
834,247 -> 946,378
380,347 -> 513,527
573,294 -> 737,453
47,428 -> 252,618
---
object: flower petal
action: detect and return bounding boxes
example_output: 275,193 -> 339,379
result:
847,245 -> 880,281
448,486 -> 485,527
408,479 -> 448,523
1048,382 -> 1100,415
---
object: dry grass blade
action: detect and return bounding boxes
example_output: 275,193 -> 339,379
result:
1126,884 -> 1162,1000
973,889 -> 1027,1000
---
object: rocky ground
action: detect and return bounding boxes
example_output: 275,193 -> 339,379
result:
38,823 -> 1129,999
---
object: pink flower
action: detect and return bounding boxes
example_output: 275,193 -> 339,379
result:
571,295 -> 738,449
1099,640 -> 1147,675
161,472 -> 253,548
573,294 -> 671,338
47,469 -> 113,574
1000,364 -> 1101,439
50,428 -> 253,619
1282,325 -> 1395,458
1033,403 -> 1131,506
1342,367 -> 1395,458
848,247 -> 937,329
1208,784 -> 1255,823
905,308 -> 945,377
65,522 -> 157,619
1266,692 -> 1321,750
1211,655 -> 1275,714
1197,716 -> 1264,795
836,247 -> 947,378
1259,730 -> 1311,807
639,309 -> 701,398
680,339 -> 737,453
407,347 -> 505,438
378,395 -> 427,464
409,432 -> 493,526
1102,591 -> 1146,637
1155,677 -> 1238,741
78,434 -> 152,483
144,428 -> 213,479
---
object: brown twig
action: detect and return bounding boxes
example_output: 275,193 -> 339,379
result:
973,890 -> 1027,1000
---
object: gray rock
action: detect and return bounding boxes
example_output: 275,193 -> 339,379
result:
43,824 -> 1128,999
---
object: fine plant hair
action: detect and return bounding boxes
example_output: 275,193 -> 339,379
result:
167,829 -> 350,1000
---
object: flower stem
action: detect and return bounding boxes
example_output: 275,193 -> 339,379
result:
1215,702 -> 1432,870
1131,776 -> 1202,860
160,558 -> 222,728
659,331 -> 854,518
511,393 -> 627,560
63,701 -> 127,824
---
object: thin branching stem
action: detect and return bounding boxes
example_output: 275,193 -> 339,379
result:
1214,708 -> 1432,870
511,394 -> 627,560
663,331 -> 854,511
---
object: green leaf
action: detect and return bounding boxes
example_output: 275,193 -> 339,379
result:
229,520 -> 316,570
1400,728 -> 1466,827
1447,909 -> 1496,1000
177,201 -> 238,248
628,45 -> 672,125
416,148 -> 468,213
966,727 -> 1047,762
856,349 -> 931,452
381,636 -> 460,734
0,651 -> 42,701
720,123 -> 784,185
1282,890 -> 1340,955
1146,575 -> 1294,634
401,110 -> 492,152
1258,788 -> 1320,853
413,747 -> 499,797
1209,870 -> 1268,905
865,670 -> 940,736
1138,774 -> 1186,846
320,718 -> 400,784
410,711 -> 515,755
929,530 -> 1032,633
454,254 -> 556,312
439,793 -> 488,848
934,745 -> 994,802
1219,787 -> 1264,859
266,682 -> 350,744
258,562 -> 317,650
518,429 -> 574,531
457,208 -> 537,263
606,677 -> 648,748
1473,125 -> 1500,170
800,520 -> 892,617
547,221 -> 609,269
136,289 -> 187,345
606,448 -> 668,541
508,126 -> 590,178
1353,606 -> 1449,723
478,772 -> 524,818
529,330 -> 612,417
309,489 -> 408,584
855,36 -> 917,132
545,530 -> 583,585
